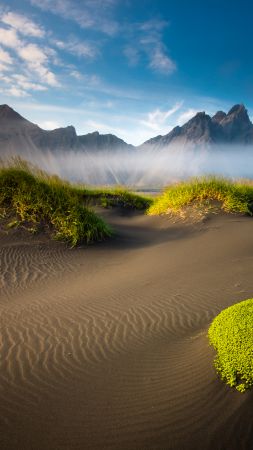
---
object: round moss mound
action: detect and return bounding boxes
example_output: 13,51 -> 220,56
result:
208,298 -> 253,392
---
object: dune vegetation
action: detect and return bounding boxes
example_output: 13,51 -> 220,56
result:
0,166 -> 111,246
79,186 -> 152,210
0,159 -> 151,245
208,299 -> 253,392
147,177 -> 253,217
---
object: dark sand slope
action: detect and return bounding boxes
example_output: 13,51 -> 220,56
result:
0,211 -> 253,450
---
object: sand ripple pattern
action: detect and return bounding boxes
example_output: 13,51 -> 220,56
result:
1,214 -> 253,450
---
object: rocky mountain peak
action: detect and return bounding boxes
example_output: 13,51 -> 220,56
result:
212,111 -> 227,123
227,104 -> 247,116
218,104 -> 253,142
0,104 -> 25,121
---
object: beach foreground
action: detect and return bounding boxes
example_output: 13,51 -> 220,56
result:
1,209 -> 253,450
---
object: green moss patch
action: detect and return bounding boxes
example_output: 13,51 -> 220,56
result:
208,298 -> 253,392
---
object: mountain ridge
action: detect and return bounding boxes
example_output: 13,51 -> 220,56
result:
0,103 -> 253,156
0,104 -> 133,154
141,104 -> 253,149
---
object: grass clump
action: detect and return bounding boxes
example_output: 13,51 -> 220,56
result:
80,186 -> 153,210
147,177 -> 253,217
0,166 -> 111,246
208,299 -> 253,392
4,158 -> 152,210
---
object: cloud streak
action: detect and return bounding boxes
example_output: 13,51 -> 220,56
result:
141,102 -> 183,132
0,10 -> 60,92
149,45 -> 176,74
124,18 -> 177,75
54,37 -> 98,59
29,0 -> 119,35
2,11 -> 45,37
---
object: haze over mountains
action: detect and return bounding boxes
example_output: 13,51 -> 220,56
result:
0,104 -> 133,155
1,103 -> 253,154
1,103 -> 253,186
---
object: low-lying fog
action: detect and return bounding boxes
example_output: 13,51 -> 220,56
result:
3,145 -> 253,188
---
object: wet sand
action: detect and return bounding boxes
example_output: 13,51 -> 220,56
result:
0,209 -> 253,450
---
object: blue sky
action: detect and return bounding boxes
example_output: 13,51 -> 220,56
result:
0,0 -> 252,144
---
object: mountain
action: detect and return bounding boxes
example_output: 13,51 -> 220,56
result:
0,103 -> 252,185
141,104 -> 253,149
0,104 -> 133,156
1,104 -> 253,157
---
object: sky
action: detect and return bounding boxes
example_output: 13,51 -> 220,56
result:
0,0 -> 253,145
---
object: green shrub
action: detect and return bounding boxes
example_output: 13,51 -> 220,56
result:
208,298 -> 253,392
148,177 -> 253,216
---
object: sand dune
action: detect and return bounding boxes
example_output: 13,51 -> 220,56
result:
0,210 -> 253,449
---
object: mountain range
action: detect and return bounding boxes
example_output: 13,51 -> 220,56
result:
142,104 -> 253,149
0,103 -> 253,157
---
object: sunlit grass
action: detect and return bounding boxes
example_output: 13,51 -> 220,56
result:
208,299 -> 253,392
147,177 -> 253,217
79,185 -> 152,209
0,158 -> 151,245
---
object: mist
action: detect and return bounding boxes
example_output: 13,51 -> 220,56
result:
3,144 -> 253,188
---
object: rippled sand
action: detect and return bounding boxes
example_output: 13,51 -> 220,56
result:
0,210 -> 253,450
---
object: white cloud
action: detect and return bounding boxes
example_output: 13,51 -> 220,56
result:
17,43 -> 59,87
30,0 -> 119,35
149,46 -> 176,74
12,74 -> 47,91
124,18 -> 177,75
0,46 -> 13,64
141,102 -> 183,132
18,43 -> 47,64
55,37 -> 98,59
0,11 -> 60,89
2,86 -> 30,97
2,11 -> 44,38
70,70 -> 83,80
0,27 -> 20,49
177,109 -> 198,126
0,63 -> 10,73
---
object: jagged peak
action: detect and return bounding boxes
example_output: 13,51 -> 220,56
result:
227,104 -> 247,116
50,125 -> 77,135
189,111 -> 211,121
212,111 -> 227,123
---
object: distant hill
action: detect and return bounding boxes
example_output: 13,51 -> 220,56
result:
141,104 -> 253,149
0,104 -> 133,156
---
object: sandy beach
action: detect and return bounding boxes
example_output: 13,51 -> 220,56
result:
1,209 -> 253,450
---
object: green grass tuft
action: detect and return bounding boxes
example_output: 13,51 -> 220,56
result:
79,186 -> 153,210
0,166 -> 111,246
147,177 -> 253,217
0,158 -> 152,245
208,299 -> 253,392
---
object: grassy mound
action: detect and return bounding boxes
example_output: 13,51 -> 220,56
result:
0,159 -> 152,245
147,177 -> 253,217
0,166 -> 111,246
208,299 -> 253,392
